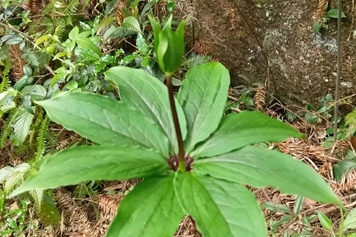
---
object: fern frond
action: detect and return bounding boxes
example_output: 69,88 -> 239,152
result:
0,59 -> 11,93
29,107 -> 44,145
54,25 -> 66,39
42,0 -> 55,15
0,109 -> 17,148
73,181 -> 100,198
0,44 -> 10,61
22,49 -> 50,69
34,115 -> 49,161
64,0 -> 80,15
33,107 -> 44,129
345,109 -> 356,138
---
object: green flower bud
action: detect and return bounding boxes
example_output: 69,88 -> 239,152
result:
149,15 -> 185,76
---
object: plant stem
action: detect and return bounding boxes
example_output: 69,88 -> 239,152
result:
166,74 -> 185,171
333,0 -> 342,144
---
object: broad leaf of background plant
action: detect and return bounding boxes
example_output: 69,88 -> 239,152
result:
333,160 -> 356,182
11,107 -> 35,146
194,146 -> 342,206
76,37 -> 102,57
105,66 -> 187,154
10,145 -> 168,197
174,172 -> 267,237
344,208 -> 356,230
177,63 -> 230,153
121,16 -> 142,34
192,112 -> 302,158
106,173 -> 184,237
35,92 -> 170,156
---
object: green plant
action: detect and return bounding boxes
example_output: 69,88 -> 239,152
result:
343,208 -> 356,236
312,0 -> 347,33
9,16 -> 342,236
263,196 -> 317,236
329,108 -> 356,182
0,200 -> 29,237
303,93 -> 334,123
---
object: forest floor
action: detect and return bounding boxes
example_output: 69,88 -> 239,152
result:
1,0 -> 356,236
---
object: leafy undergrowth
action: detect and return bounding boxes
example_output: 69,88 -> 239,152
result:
1,90 -> 355,237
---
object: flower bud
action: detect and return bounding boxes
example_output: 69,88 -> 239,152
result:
149,15 -> 185,76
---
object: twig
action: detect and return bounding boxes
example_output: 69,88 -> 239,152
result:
347,0 -> 355,41
333,0 -> 342,144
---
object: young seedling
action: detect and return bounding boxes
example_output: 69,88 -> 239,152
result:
9,15 -> 342,236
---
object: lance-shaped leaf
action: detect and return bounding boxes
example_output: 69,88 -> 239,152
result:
106,173 -> 185,237
105,66 -> 187,154
174,172 -> 267,237
192,112 -> 303,158
177,63 -> 230,153
10,145 -> 168,197
194,146 -> 342,206
35,92 -> 170,156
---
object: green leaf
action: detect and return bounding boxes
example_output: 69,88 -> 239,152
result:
345,109 -> 356,127
194,146 -> 342,206
23,95 -> 34,114
333,160 -> 356,182
174,172 -> 267,237
105,66 -> 187,154
136,33 -> 148,54
97,17 -> 116,34
75,37 -> 102,57
317,211 -> 333,231
261,202 -> 291,213
22,85 -> 47,101
5,36 -> 23,45
64,80 -> 78,90
10,145 -> 168,197
106,173 -> 184,237
35,92 -> 170,156
192,111 -> 302,158
23,65 -> 32,76
35,34 -> 51,46
293,196 -> 304,214
270,215 -> 295,230
327,9 -> 347,19
68,26 -> 79,41
344,208 -> 356,230
177,62 -> 230,153
75,47 -> 101,62
312,22 -> 321,33
1,163 -> 30,194
11,107 -> 35,146
77,31 -> 92,39
39,194 -> 61,226
122,16 -> 142,34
